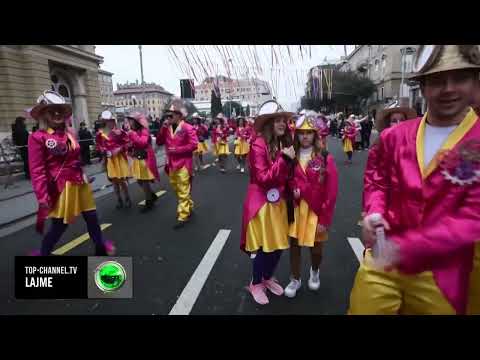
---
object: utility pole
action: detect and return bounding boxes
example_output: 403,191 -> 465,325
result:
139,45 -> 147,115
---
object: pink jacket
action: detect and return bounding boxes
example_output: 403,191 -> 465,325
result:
28,128 -> 85,209
342,126 -> 357,142
95,128 -> 129,161
156,121 -> 198,176
366,113 -> 480,314
215,126 -> 229,143
290,153 -> 338,227
128,128 -> 160,181
235,126 -> 249,141
241,136 -> 291,252
194,124 -> 209,142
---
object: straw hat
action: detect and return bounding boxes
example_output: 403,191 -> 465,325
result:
375,101 -> 417,132
254,100 -> 294,132
30,90 -> 72,120
410,45 -> 480,80
164,98 -> 188,118
126,111 -> 149,129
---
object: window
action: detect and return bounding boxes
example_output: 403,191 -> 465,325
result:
375,59 -> 379,72
404,53 -> 414,73
382,56 -> 387,74
153,107 -> 155,111
380,87 -> 384,100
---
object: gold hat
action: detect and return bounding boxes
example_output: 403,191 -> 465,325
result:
410,45 -> 480,80
295,115 -> 316,131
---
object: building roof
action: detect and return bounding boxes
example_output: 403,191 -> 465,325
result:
114,86 -> 173,96
99,69 -> 114,76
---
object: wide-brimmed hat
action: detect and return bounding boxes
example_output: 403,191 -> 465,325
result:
295,115 -> 317,132
100,110 -> 116,123
410,45 -> 480,80
164,98 -> 188,118
254,100 -> 294,132
215,112 -> 225,120
30,90 -> 72,120
375,101 -> 417,132
126,111 -> 149,129
192,112 -> 202,119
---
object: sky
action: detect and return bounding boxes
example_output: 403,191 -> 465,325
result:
95,45 -> 355,111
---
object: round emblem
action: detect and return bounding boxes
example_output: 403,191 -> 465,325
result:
106,151 -> 112,158
266,188 -> 280,203
94,261 -> 126,293
45,138 -> 57,149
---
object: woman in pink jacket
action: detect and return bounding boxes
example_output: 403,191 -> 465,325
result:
241,100 -> 296,305
125,112 -> 160,213
28,91 -> 115,256
341,118 -> 357,165
96,110 -> 132,209
284,114 -> 338,298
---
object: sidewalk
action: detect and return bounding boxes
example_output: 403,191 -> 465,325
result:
0,147 -> 167,228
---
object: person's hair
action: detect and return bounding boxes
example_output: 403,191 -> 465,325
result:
237,118 -> 246,127
80,121 -> 86,127
259,115 -> 293,160
293,130 -> 322,157
130,118 -> 142,131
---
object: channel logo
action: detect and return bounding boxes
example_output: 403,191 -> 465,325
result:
94,261 -> 127,292
88,257 -> 132,299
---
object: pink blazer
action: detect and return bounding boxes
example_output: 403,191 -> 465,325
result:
128,128 -> 160,181
365,113 -> 480,314
95,128 -> 129,160
156,121 -> 198,176
240,136 -> 290,252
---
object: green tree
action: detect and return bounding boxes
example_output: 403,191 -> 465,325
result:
210,90 -> 223,118
246,104 -> 250,116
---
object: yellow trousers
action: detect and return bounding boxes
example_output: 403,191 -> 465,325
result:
169,167 -> 194,222
348,250 -> 456,315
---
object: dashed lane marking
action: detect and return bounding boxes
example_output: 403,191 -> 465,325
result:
347,237 -> 365,263
52,224 -> 112,255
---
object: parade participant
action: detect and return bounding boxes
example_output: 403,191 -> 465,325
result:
96,111 -> 132,209
241,100 -> 296,305
234,116 -> 250,173
316,114 -> 330,150
362,103 -> 416,220
28,91 -> 115,256
215,114 -> 230,173
156,99 -> 198,229
349,45 -> 480,315
192,113 -> 209,172
125,112 -> 160,213
210,117 -> 220,165
284,114 -> 338,298
341,117 -> 357,164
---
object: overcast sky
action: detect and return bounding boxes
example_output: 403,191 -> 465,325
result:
95,45 -> 355,111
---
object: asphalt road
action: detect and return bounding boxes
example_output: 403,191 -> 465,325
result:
0,136 -> 370,315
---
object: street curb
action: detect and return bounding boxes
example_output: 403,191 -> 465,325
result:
0,162 -> 166,229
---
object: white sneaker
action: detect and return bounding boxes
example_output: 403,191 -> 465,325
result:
240,168 -> 245,173
284,278 -> 302,298
308,267 -> 321,291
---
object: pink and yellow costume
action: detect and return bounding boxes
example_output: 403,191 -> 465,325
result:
350,109 -> 480,314
193,123 -> 209,154
342,125 -> 357,153
128,127 -> 159,182
234,126 -> 250,156
95,128 -> 131,180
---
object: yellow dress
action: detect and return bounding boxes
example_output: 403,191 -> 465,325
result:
106,153 -> 131,179
195,142 -> 209,154
288,158 -> 327,246
245,200 -> 290,253
467,244 -> 480,314
131,159 -> 154,180
234,139 -> 250,155
217,140 -> 230,155
343,138 -> 353,153
49,181 -> 96,224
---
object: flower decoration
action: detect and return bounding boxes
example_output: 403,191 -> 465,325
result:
438,140 -> 480,185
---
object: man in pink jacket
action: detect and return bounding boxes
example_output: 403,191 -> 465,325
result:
156,99 -> 198,229
349,45 -> 480,315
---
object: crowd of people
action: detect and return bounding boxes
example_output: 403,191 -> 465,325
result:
19,44 -> 480,314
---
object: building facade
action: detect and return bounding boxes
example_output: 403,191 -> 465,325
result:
193,76 -> 273,116
114,81 -> 173,119
98,69 -> 115,113
338,45 -> 423,116
0,45 -> 104,138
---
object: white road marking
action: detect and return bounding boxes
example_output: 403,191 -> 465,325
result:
347,237 -> 365,263
169,229 -> 231,315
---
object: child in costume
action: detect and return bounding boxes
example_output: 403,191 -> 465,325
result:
234,116 -> 250,173
192,114 -> 209,172
341,117 -> 357,165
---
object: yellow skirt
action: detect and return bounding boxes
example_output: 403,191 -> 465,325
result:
245,200 -> 290,253
106,154 -> 131,179
131,159 -> 154,180
195,142 -> 209,154
234,140 -> 250,155
343,138 -> 353,153
217,141 -> 230,155
212,142 -> 218,156
348,249 -> 456,315
49,181 -> 96,224
289,200 -> 327,247
467,243 -> 480,314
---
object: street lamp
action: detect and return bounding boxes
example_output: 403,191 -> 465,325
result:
138,45 -> 147,115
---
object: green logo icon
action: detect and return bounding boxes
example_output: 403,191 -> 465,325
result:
94,261 -> 126,292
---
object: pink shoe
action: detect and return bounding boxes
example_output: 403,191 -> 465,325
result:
262,278 -> 284,296
104,240 -> 116,256
248,282 -> 269,305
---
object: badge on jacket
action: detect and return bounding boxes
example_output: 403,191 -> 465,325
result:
438,140 -> 480,186
266,188 -> 280,203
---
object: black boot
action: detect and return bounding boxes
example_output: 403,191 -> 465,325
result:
141,199 -> 154,213
152,192 -> 159,203
116,198 -> 124,209
173,220 -> 187,230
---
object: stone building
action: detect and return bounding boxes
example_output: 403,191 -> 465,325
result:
98,69 -> 115,113
338,45 -> 421,116
114,81 -> 173,119
0,45 -> 104,138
